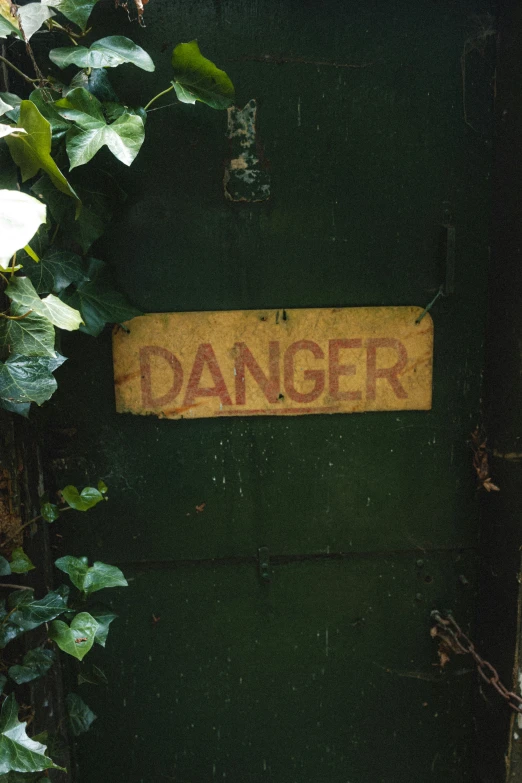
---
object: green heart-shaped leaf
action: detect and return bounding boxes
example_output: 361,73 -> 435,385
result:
9,547 -> 35,574
49,612 -> 98,660
60,485 -> 104,511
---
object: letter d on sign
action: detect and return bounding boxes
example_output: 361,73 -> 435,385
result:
140,346 -> 184,408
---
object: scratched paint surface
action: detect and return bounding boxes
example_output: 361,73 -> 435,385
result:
45,0 -> 495,780
224,99 -> 270,201
113,307 -> 433,418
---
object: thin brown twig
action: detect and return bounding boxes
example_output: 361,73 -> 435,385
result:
5,506 -> 72,545
0,583 -> 33,591
0,54 -> 38,84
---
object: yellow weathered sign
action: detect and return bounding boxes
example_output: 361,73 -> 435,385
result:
113,307 -> 433,419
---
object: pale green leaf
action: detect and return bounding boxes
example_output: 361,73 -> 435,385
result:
5,101 -> 78,200
41,0 -> 100,31
6,276 -> 83,330
0,190 -> 46,268
171,40 -> 234,110
0,98 -> 13,116
0,124 -> 25,139
17,3 -> 55,40
0,694 -> 63,774
0,92 -> 21,121
9,547 -> 35,574
49,612 -> 98,660
50,35 -> 154,71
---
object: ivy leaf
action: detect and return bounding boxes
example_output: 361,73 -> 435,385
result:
49,612 -> 98,660
28,88 -> 70,139
54,555 -> 88,589
17,3 -> 55,40
0,97 -> 12,116
60,485 -> 104,511
0,306 -> 56,358
55,87 -> 145,168
0,124 -> 26,140
21,249 -> 88,295
0,694 -> 64,774
31,174 -> 111,253
97,479 -> 108,495
0,0 -> 22,39
41,0 -> 100,31
89,604 -> 117,647
0,142 -> 18,190
8,649 -> 55,684
5,101 -> 78,201
63,262 -> 141,336
171,40 -> 235,110
67,68 -> 119,102
50,36 -> 155,71
0,399 -> 30,417
77,662 -> 107,685
0,557 -> 11,576
0,353 -> 66,406
0,190 -> 46,269
55,556 -> 127,596
6,277 -> 83,331
0,675 -> 5,694
66,693 -> 96,736
3,586 -> 69,642
9,548 -> 35,574
0,92 -> 21,122
40,494 -> 60,523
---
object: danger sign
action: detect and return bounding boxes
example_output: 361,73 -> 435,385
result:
113,307 -> 433,419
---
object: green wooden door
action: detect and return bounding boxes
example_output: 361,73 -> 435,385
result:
47,1 -> 495,780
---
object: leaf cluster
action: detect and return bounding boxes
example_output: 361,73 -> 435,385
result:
0,0 -> 235,416
0,479 -> 124,774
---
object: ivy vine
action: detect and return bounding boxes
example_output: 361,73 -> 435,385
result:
0,0 -> 235,776
0,0 -> 234,417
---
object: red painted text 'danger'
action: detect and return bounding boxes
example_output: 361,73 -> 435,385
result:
139,338 -> 408,408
